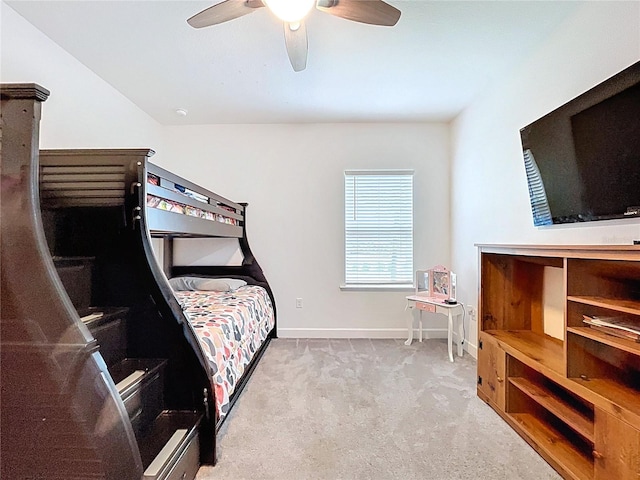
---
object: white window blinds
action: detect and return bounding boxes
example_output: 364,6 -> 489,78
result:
344,170 -> 414,285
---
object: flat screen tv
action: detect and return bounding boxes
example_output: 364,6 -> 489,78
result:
520,61 -> 640,226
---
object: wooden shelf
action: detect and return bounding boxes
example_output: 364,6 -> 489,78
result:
569,377 -> 640,430
508,413 -> 594,480
479,245 -> 640,480
567,296 -> 640,316
484,330 -> 564,377
567,327 -> 640,356
509,376 -> 594,443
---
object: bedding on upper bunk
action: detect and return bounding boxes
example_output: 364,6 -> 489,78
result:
171,283 -> 274,420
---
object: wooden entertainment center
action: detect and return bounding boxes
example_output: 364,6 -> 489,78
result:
476,244 -> 640,480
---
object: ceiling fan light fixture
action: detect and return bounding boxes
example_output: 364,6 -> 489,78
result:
263,0 -> 315,23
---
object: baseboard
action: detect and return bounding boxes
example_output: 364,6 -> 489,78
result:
465,341 -> 477,359
278,328 -> 477,357
277,328 -> 448,340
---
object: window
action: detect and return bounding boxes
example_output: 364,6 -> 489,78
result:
344,170 -> 414,287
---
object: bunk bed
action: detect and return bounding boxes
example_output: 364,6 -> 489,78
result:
141,162 -> 277,422
1,83 -> 276,480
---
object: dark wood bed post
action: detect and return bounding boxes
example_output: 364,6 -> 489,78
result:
163,236 -> 175,278
238,202 -> 277,337
1,85 -> 143,479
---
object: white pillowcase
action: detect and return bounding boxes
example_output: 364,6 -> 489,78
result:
168,276 -> 247,292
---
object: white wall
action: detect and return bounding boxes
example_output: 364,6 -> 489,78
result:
1,2 -> 164,150
450,1 -> 640,355
161,123 -> 451,338
10,0 -> 638,347
2,1 -> 452,340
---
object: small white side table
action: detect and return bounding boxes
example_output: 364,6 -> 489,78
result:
405,295 -> 464,362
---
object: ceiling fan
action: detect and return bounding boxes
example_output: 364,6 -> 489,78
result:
187,0 -> 401,72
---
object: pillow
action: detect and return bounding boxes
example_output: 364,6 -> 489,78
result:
168,276 -> 247,292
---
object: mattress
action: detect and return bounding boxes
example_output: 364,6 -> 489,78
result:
173,285 -> 274,420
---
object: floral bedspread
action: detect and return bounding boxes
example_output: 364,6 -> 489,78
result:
173,285 -> 274,420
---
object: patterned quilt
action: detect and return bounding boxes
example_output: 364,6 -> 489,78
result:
173,285 -> 274,420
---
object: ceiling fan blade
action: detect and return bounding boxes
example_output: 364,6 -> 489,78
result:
283,21 -> 308,72
187,0 -> 264,28
316,0 -> 400,27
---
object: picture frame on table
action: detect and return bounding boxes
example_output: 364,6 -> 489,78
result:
428,265 -> 457,301
430,266 -> 450,299
416,265 -> 457,302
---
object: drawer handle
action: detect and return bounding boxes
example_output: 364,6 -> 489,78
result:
592,450 -> 604,460
496,376 -> 504,383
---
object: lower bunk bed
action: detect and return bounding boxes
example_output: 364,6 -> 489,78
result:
168,278 -> 275,422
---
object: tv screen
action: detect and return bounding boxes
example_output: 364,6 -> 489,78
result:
520,61 -> 640,226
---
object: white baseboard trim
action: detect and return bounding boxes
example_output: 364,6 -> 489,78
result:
466,342 -> 477,359
277,328 -> 477,358
278,328 -> 446,340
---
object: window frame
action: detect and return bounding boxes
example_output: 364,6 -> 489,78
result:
341,169 -> 414,290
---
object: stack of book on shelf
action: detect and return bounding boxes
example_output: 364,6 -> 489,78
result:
583,314 -> 640,342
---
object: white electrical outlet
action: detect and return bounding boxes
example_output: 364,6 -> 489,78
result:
467,305 -> 476,319
296,298 -> 303,308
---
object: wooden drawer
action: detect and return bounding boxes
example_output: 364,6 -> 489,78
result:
143,425 -> 200,480
91,317 -> 126,368
416,302 -> 436,313
83,307 -> 129,368
110,358 -> 167,439
163,431 -> 199,480
124,370 -> 163,437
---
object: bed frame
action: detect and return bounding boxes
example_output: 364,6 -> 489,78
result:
1,83 -> 276,479
142,161 -> 278,423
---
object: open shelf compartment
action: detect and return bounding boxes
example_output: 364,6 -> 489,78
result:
567,296 -> 640,354
508,357 -> 594,442
567,331 -> 640,430
507,412 -> 594,480
507,356 -> 595,479
568,296 -> 640,316
568,327 -> 640,356
481,253 -> 563,332
481,252 -> 566,376
484,330 -> 565,377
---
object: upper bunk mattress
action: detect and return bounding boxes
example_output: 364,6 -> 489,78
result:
173,285 -> 274,420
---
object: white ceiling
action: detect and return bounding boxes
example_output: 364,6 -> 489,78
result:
6,0 -> 582,125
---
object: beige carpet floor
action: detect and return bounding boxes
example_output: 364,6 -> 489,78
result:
196,338 -> 561,480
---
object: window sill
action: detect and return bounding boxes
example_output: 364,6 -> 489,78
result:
340,284 -> 414,292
